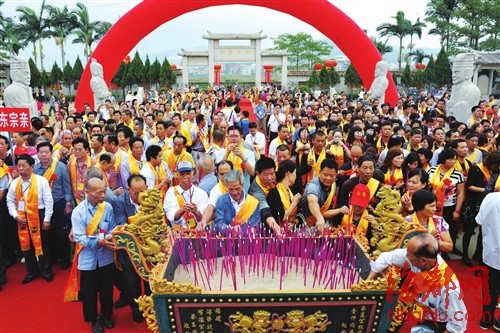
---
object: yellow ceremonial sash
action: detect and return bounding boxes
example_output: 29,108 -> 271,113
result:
218,181 -> 228,195
330,144 -> 344,167
429,165 -> 454,216
151,137 -> 169,154
43,159 -> 58,189
52,143 -> 62,152
196,128 -> 209,151
305,183 -> 336,227
406,143 -> 422,152
366,178 -> 380,200
376,138 -> 388,154
477,163 -> 491,183
384,168 -> 404,186
128,152 -> 142,175
411,213 -> 436,234
256,176 -> 273,196
15,175 -> 42,255
454,159 -> 471,177
0,163 -> 8,179
165,149 -> 186,186
466,149 -> 478,163
173,187 -> 196,230
64,203 -> 105,302
70,156 -> 92,204
495,174 -> 500,191
232,194 -> 260,227
341,209 -> 369,236
307,149 -> 326,182
276,182 -> 296,223
228,145 -> 245,172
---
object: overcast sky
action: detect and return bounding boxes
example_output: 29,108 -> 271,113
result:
2,0 -> 440,67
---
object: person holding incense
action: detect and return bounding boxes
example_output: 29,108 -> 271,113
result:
297,159 -> 349,235
214,170 -> 260,235
400,168 -> 429,216
366,233 -> 466,333
340,183 -> 374,237
299,130 -> 334,185
405,189 -> 453,253
266,159 -> 301,229
428,147 -> 464,256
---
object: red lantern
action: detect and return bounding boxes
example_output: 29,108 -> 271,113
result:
420,63 -> 426,70
170,64 -> 177,70
325,59 -> 337,69
313,63 -> 323,71
263,65 -> 273,84
214,64 -> 222,85
415,63 -> 420,70
123,55 -> 131,64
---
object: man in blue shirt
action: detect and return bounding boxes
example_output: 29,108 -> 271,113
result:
71,178 -> 116,333
34,141 -> 74,269
254,97 -> 267,133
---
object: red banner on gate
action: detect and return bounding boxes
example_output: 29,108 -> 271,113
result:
0,108 -> 32,132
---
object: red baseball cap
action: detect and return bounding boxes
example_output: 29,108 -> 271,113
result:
351,184 -> 370,208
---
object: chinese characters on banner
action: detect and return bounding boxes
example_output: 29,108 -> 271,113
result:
0,108 -> 32,132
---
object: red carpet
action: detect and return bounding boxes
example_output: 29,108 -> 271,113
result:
0,259 -> 495,332
0,263 -> 149,333
237,98 -> 256,122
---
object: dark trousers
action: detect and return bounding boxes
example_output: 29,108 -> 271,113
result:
50,200 -> 71,265
24,210 -> 51,276
117,250 -> 151,311
443,205 -> 458,248
80,263 -> 114,322
0,199 -> 21,263
48,105 -> 56,116
482,264 -> 500,323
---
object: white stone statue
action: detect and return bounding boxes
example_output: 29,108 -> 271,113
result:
447,53 -> 481,123
3,56 -> 38,118
90,58 -> 112,111
136,87 -> 144,106
367,61 -> 390,103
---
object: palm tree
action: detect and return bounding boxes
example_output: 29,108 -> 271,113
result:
425,0 -> 460,52
16,0 -> 50,71
72,2 -> 111,61
0,18 -> 26,56
47,4 -> 78,68
406,18 -> 426,57
376,11 -> 411,70
370,36 -> 394,56
409,49 -> 431,65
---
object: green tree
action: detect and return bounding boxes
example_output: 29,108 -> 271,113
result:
425,0 -> 460,53
406,17 -> 426,59
50,61 -> 63,85
370,36 -> 394,55
318,66 -> 329,88
160,58 -> 176,87
72,2 -> 111,61
434,48 -> 452,87
401,64 -> 412,87
62,61 -> 74,96
40,71 -> 50,89
47,4 -> 78,67
409,49 -> 431,65
425,55 -> 436,86
143,55 -> 151,86
0,16 -> 26,56
112,61 -> 126,87
149,58 -> 161,89
344,64 -> 362,90
376,11 -> 411,70
328,67 -> 340,87
16,0 -> 50,71
307,70 -> 320,89
125,51 -> 144,87
412,69 -> 426,89
271,32 -> 332,70
28,57 -> 41,87
73,56 -> 84,86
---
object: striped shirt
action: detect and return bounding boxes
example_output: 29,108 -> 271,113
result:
428,166 -> 464,207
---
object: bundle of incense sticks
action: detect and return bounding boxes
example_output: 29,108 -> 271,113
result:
170,228 -> 361,291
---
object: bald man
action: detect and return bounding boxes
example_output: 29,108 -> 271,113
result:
367,233 -> 466,333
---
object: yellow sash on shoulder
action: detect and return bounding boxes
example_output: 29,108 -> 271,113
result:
307,149 -> 326,182
384,168 -> 404,186
466,149 -> 478,163
305,183 -> 336,227
228,145 -> 245,172
15,175 -> 42,255
43,159 -> 58,189
63,202 -> 105,302
411,213 -> 436,234
330,144 -> 344,167
476,163 -> 491,183
128,152 -> 142,175
70,156 -> 92,204
219,181 -> 228,195
64,202 -> 105,302
341,209 -> 369,236
232,194 -> 259,227
366,178 -> 380,200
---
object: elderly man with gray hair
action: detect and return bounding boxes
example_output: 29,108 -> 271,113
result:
214,170 -> 261,236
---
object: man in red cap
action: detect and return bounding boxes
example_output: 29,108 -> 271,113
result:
340,183 -> 375,236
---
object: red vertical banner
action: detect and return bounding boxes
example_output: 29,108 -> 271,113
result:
264,65 -> 273,84
214,64 -> 222,85
0,108 -> 32,132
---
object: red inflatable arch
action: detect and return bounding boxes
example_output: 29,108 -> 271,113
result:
75,0 -> 398,110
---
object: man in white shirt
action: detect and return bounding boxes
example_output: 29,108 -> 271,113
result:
6,154 -> 54,284
367,233 -> 466,333
221,99 -> 239,126
268,125 -> 290,161
476,192 -> 500,331
163,161 -> 208,230
245,122 -> 266,160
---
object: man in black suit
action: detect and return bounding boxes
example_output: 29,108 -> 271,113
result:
113,174 -> 150,323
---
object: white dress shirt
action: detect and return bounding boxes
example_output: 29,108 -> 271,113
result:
7,174 -> 54,221
476,192 -> 500,270
163,185 -> 208,228
245,132 -> 266,155
140,161 -> 173,189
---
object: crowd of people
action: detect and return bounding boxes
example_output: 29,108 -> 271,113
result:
0,82 -> 499,333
